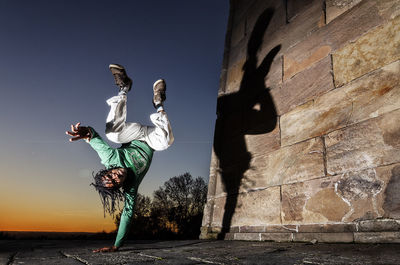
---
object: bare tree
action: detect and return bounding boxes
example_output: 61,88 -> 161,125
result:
190,177 -> 208,215
153,172 -> 207,237
115,172 -> 208,239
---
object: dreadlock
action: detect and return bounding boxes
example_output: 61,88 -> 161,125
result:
90,167 -> 126,217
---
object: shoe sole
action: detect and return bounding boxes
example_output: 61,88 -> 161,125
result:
153,79 -> 166,106
109,64 -> 132,91
109,64 -> 125,70
153,79 -> 165,88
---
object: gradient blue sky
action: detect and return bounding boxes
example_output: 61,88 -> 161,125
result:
0,0 -> 228,232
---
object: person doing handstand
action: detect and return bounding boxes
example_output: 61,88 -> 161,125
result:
66,64 -> 174,252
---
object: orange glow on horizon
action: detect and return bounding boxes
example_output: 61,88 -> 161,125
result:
0,215 -> 116,233
0,171 -> 119,233
0,190 -> 117,233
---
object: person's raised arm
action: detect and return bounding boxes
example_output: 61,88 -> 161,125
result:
66,122 -> 92,141
66,122 -> 118,167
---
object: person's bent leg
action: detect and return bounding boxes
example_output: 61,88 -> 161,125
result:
143,79 -> 174,150
105,95 -> 145,144
144,110 -> 174,151
105,64 -> 145,144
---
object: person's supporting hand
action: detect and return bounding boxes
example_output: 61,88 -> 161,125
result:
93,246 -> 119,253
66,122 -> 92,142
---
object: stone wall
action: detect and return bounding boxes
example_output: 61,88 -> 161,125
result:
201,0 -> 400,243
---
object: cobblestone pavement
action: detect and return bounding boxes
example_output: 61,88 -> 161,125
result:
1,240 -> 399,265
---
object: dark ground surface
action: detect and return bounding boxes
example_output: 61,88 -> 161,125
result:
1,240 -> 399,265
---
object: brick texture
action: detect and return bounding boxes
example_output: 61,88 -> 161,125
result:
201,0 -> 400,243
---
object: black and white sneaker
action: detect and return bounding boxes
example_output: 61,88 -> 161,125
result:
153,79 -> 166,108
109,64 -> 132,93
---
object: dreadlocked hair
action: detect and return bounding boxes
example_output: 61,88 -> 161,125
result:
90,167 -> 126,217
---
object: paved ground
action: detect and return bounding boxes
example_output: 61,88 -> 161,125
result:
1,240 -> 399,265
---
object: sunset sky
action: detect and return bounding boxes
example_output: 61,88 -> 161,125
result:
0,1 -> 228,232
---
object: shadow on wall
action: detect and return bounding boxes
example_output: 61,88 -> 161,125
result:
213,8 -> 281,239
383,165 -> 400,218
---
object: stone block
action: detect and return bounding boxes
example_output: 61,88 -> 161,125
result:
325,109 -> 400,175
218,72 -> 228,95
265,225 -> 298,233
281,60 -> 400,146
202,200 -> 214,227
244,123 -> 280,157
335,169 -> 386,222
210,195 -> 226,227
281,164 -> 399,224
230,226 -> 240,233
304,189 -> 350,222
213,170 -> 225,198
328,164 -> 400,221
242,137 -> 324,190
260,232 -> 293,242
234,188 -> 282,226
357,219 -> 400,232
239,226 -> 266,233
264,55 -> 282,89
333,16 -> 400,87
214,161 -> 251,197
297,223 -> 357,233
206,171 -> 217,198
216,136 -> 322,196
225,59 -> 245,93
273,56 -> 334,115
224,232 -> 235,240
343,60 -> 400,123
234,232 -> 260,241
284,0 -> 385,80
238,225 -> 299,233
293,232 -> 354,243
354,232 -> 400,243
280,92 -> 351,146
227,38 -> 247,70
211,187 -> 281,227
283,45 -> 331,81
206,151 -> 219,198
326,0 -> 363,24
209,146 -> 218,169
282,176 -> 352,224
287,0 -> 318,22
376,0 -> 400,21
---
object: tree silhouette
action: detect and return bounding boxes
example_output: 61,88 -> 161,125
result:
114,172 -> 207,239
